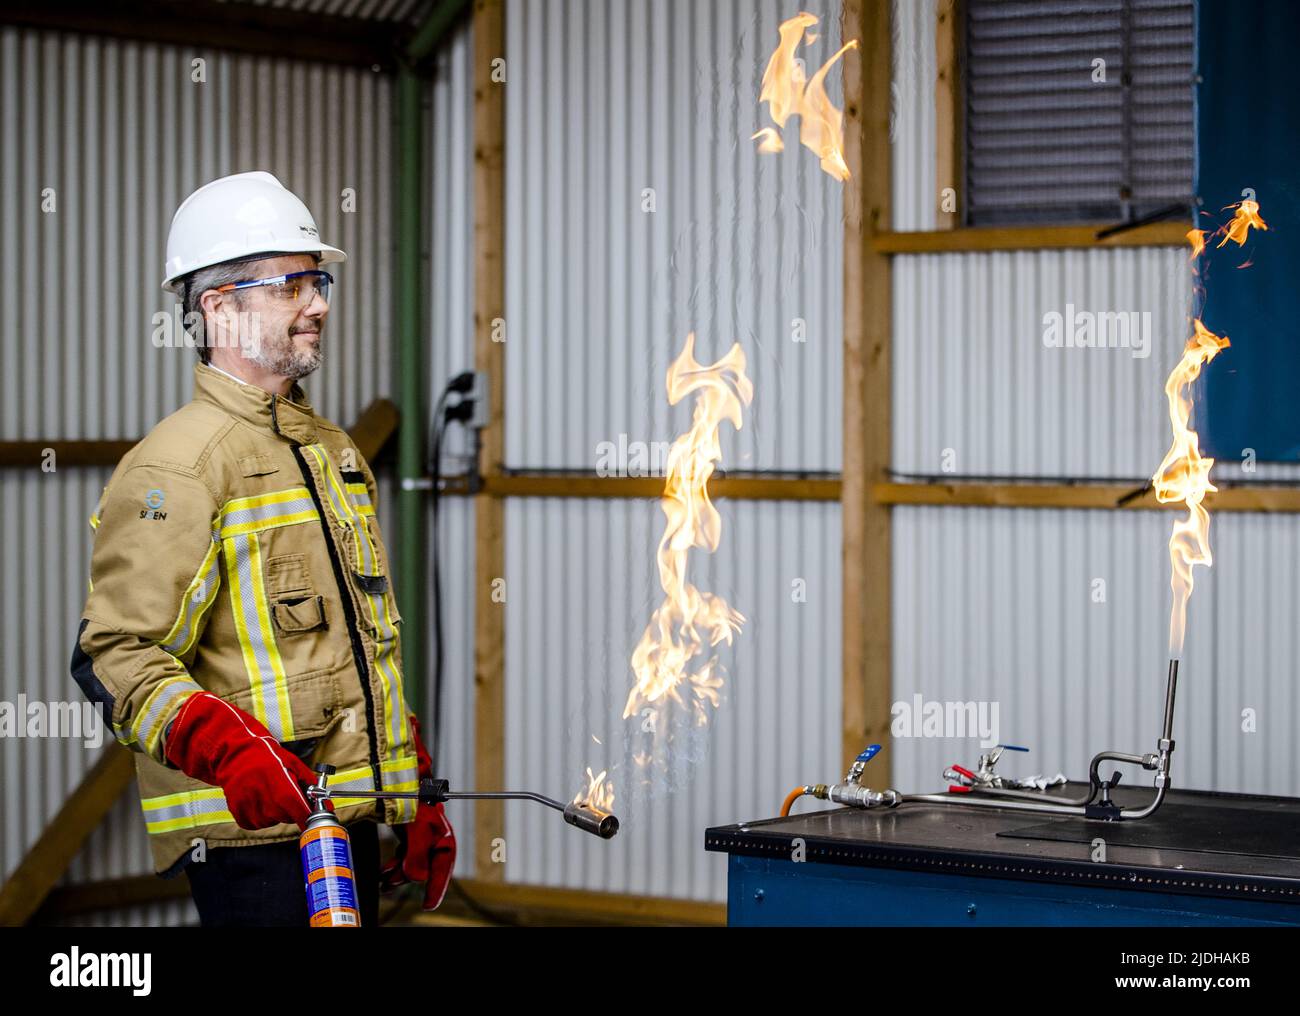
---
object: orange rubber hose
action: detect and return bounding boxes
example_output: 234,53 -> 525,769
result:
780,787 -> 807,817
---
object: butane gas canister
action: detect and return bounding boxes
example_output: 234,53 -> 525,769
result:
300,796 -> 361,927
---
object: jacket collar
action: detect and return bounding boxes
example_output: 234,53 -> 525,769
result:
193,363 -> 319,446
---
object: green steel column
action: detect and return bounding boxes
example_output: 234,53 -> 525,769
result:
395,62 -> 428,723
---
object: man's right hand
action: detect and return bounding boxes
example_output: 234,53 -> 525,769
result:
165,691 -> 317,830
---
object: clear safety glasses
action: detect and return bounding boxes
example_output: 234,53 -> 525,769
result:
217,269 -> 333,307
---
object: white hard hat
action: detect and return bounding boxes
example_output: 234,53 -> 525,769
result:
161,171 -> 346,292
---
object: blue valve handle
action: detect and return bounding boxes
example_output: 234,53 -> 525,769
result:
998,744 -> 1029,752
856,744 -> 882,763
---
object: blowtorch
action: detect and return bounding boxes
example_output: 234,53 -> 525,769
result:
300,764 -> 619,927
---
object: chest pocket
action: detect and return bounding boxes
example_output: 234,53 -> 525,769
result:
266,554 -> 327,636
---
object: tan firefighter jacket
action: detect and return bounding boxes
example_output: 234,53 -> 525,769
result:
72,363 -> 417,874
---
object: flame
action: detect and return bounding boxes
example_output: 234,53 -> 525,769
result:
624,333 -> 753,726
1153,205 -> 1267,655
1216,199 -> 1267,248
753,13 -> 858,180
1151,319 -> 1230,655
574,767 -> 615,813
751,127 -> 785,154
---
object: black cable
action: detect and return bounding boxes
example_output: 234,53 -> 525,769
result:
428,387 -> 452,774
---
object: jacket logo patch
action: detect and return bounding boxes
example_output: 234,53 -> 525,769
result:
140,488 -> 167,521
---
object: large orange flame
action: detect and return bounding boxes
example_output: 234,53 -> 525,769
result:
1153,202 -> 1267,656
624,334 -> 753,726
1151,318 -> 1230,656
752,12 -> 858,181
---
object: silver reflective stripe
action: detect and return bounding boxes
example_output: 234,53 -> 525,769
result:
141,789 -> 234,833
224,533 -> 290,739
219,493 -> 318,538
133,677 -> 201,753
161,541 -> 221,655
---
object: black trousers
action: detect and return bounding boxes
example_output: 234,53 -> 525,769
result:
185,821 -> 380,927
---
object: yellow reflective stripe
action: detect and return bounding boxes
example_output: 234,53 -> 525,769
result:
218,487 -> 319,539
221,509 -> 318,539
327,762 -> 380,808
345,482 -> 376,517
141,789 -> 235,836
303,444 -> 407,756
88,512 -> 101,530
160,539 -> 221,655
304,445 -> 370,572
140,787 -> 235,834
223,533 -> 294,741
132,675 -> 202,756
381,755 -> 420,823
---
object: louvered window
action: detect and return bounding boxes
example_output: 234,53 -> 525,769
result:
964,0 -> 1195,226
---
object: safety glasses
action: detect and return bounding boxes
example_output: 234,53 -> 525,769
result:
217,269 -> 333,307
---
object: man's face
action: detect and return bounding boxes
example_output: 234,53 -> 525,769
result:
233,253 -> 330,381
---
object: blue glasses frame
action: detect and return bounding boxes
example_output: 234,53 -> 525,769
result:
217,269 -> 333,305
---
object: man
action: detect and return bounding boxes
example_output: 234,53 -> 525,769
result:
70,171 -> 454,926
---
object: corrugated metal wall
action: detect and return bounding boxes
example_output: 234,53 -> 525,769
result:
504,0 -> 844,474
503,498 -> 841,899
889,0 -> 1300,798
0,25 -> 398,924
500,0 -> 845,901
424,18 -> 479,877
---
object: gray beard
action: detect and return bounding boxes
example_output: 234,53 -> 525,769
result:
244,332 -> 322,380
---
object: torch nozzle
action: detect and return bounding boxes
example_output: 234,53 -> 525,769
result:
563,802 -> 620,839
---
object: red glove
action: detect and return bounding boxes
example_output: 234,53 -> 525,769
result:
164,691 -> 316,831
381,715 -> 457,910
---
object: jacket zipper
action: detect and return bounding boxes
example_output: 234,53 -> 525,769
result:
291,443 -> 384,804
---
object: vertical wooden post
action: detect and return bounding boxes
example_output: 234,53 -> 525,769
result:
472,0 -> 507,881
841,0 -> 894,779
935,0 -> 964,229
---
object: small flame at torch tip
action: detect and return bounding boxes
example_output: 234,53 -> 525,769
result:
575,767 -> 615,812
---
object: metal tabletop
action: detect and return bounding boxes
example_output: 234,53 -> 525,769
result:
706,784 -> 1300,904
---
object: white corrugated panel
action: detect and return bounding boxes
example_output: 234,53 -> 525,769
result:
504,0 -> 844,474
893,247 -> 1192,478
894,506 -> 1300,798
0,26 -> 397,925
892,0 -> 936,231
503,497 -> 841,900
424,19 -> 478,876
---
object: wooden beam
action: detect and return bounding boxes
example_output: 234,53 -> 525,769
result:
35,872 -> 191,922
0,745 -> 135,927
412,879 -> 726,927
872,221 -> 1190,254
348,397 -> 400,463
35,874 -> 725,927
875,481 -> 1300,513
0,0 -> 402,70
934,0 -> 963,229
0,398 -> 399,471
842,0 -> 894,783
472,0 -> 507,885
0,400 -> 404,926
0,441 -> 134,469
480,473 -> 841,501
